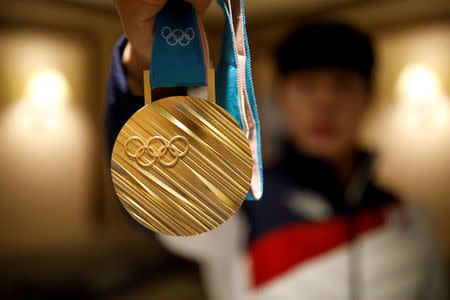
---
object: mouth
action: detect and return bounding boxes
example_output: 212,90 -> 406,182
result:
310,124 -> 336,138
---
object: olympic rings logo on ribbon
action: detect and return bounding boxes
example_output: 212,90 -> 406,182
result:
161,26 -> 195,46
124,135 -> 189,167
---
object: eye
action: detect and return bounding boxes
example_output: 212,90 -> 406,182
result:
333,71 -> 365,95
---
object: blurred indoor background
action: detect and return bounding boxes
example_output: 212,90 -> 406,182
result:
0,0 -> 449,299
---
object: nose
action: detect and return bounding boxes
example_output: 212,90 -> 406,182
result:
313,82 -> 337,111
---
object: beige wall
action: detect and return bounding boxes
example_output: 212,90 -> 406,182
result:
0,0 -> 143,253
364,22 -> 450,255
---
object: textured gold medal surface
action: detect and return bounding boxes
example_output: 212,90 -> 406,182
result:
111,96 -> 252,236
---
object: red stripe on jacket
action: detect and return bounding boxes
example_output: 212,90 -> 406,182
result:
248,206 -> 387,287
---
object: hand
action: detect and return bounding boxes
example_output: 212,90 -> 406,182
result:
114,0 -> 210,95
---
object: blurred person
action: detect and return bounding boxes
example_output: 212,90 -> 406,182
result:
105,1 -> 447,299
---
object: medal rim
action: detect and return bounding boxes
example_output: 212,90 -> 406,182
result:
110,95 -> 252,236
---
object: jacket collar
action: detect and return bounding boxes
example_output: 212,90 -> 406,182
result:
273,138 -> 378,210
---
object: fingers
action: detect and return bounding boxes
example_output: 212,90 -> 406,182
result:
115,0 -> 168,19
115,0 -> 210,17
186,0 -> 211,13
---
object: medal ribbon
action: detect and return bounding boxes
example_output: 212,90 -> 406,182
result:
215,0 -> 263,200
150,0 -> 263,200
150,0 -> 209,88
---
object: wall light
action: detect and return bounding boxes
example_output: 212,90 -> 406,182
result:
396,64 -> 441,104
26,69 -> 70,109
394,63 -> 448,130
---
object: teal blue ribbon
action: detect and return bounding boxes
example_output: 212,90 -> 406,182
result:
150,0 -> 206,88
215,0 -> 263,200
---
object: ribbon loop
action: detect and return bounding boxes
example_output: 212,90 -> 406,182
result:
150,0 -> 209,88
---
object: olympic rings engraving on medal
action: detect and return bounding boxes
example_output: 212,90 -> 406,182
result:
161,26 -> 195,46
124,135 -> 189,167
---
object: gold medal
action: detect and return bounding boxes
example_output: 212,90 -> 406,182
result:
111,70 -> 252,236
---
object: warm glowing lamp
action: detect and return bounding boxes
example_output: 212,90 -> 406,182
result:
395,63 -> 448,128
396,64 -> 441,104
26,69 -> 70,108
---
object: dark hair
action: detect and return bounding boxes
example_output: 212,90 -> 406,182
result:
275,22 -> 375,82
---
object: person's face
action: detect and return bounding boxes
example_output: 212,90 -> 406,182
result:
279,67 -> 370,162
